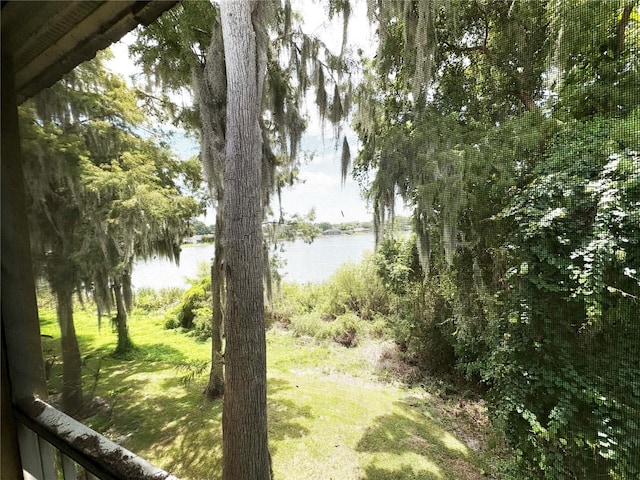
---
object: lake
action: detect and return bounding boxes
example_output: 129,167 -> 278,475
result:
132,234 -> 376,290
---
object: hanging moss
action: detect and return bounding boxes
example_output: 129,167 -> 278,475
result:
341,136 -> 351,184
316,65 -> 327,118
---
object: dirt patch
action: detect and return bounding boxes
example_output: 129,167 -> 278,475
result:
363,341 -> 421,383
289,367 -> 382,390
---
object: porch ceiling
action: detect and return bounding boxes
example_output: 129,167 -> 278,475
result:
1,0 -> 177,104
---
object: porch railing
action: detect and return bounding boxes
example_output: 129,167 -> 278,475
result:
14,397 -> 179,480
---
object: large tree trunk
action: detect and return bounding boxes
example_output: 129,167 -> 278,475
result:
54,281 -> 84,416
204,196 -> 225,400
219,1 -> 271,479
113,278 -> 133,355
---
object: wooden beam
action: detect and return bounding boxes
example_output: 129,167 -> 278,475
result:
0,0 -> 177,104
0,53 -> 48,402
1,50 -> 53,480
6,1 -> 102,70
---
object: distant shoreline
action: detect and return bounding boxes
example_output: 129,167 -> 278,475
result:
181,228 -> 412,248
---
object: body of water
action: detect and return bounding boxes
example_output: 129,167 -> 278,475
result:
132,234 -> 375,290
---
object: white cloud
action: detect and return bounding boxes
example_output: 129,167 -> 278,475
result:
105,32 -> 137,83
297,171 -> 341,191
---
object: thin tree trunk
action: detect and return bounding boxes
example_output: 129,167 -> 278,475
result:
204,197 -> 225,400
615,3 -> 634,60
197,7 -> 227,401
113,278 -> 133,354
54,281 -> 84,416
220,1 -> 271,478
122,269 -> 133,313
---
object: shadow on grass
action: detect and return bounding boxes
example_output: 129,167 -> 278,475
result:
363,464 -> 442,480
109,343 -> 188,363
43,338 -> 189,390
267,377 -> 313,452
86,356 -> 224,478
84,363 -> 316,479
356,400 -> 481,480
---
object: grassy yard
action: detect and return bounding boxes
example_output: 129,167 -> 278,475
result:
40,308 -> 504,480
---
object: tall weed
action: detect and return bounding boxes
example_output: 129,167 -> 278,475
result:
135,287 -> 184,312
289,311 -> 371,348
321,255 -> 389,320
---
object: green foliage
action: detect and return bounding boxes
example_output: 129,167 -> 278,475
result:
289,312 -> 329,339
191,305 -> 214,341
317,222 -> 333,231
264,209 -> 321,245
165,268 -> 212,338
375,235 -> 422,296
270,282 -> 325,324
21,55 -> 202,321
549,0 -> 640,119
487,115 -> 640,479
289,311 -> 371,348
192,220 -> 215,235
272,259 -> 390,348
354,2 -> 639,478
374,235 -> 456,374
329,312 -> 366,348
321,256 -> 390,320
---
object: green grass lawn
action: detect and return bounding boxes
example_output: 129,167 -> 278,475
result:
40,308 -> 503,480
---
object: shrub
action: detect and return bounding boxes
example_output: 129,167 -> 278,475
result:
164,272 -> 211,332
135,287 -> 184,312
191,306 -> 213,340
329,312 -> 368,348
386,281 -> 456,374
486,121 -> 640,479
289,311 -> 374,348
369,314 -> 388,338
374,235 -> 456,374
289,312 -> 330,339
322,256 -> 390,320
271,282 -> 325,323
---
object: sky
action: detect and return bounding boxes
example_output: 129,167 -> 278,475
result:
106,1 -> 408,224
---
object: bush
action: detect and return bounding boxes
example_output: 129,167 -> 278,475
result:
271,282 -> 326,324
486,121 -> 640,479
387,281 -> 456,374
329,312 -> 368,348
273,258 -> 391,346
164,273 -> 211,334
290,312 -> 330,339
374,236 -> 456,374
135,287 -> 184,312
369,314 -> 388,339
322,256 -> 390,320
191,306 -> 213,340
289,311 -> 372,348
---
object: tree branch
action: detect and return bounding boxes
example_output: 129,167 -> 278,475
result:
614,2 -> 636,60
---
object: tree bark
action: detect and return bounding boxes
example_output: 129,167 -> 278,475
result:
122,269 -> 133,313
113,278 -> 133,355
219,1 -> 271,479
198,9 -> 227,401
54,281 -> 84,416
204,197 -> 225,400
615,3 -> 635,60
